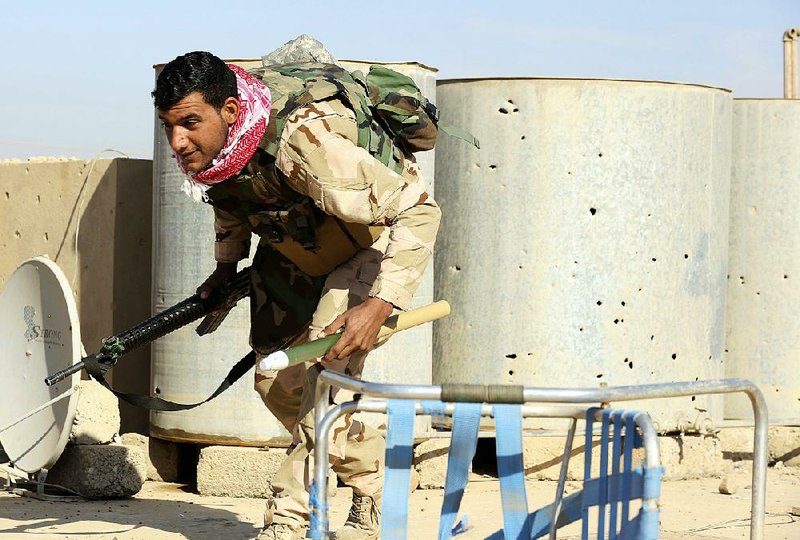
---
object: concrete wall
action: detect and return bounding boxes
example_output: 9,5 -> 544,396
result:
0,157 -> 153,434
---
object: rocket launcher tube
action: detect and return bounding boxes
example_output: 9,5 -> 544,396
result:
258,300 -> 451,370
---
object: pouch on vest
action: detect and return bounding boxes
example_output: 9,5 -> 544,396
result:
248,198 -> 383,276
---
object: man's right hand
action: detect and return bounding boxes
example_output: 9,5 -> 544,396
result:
197,262 -> 238,300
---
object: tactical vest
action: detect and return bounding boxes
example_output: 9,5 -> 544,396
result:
205,63 -> 428,276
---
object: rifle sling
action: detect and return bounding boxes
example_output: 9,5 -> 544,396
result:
85,351 -> 257,412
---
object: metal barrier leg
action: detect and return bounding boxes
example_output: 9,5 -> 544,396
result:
549,418 -> 577,540
309,393 -> 358,538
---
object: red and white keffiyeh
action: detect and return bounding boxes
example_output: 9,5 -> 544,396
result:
179,64 -> 272,201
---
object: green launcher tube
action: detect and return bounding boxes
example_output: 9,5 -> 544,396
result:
258,300 -> 450,370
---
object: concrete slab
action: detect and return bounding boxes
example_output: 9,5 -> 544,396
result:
197,446 -> 284,498
717,425 -> 800,466
196,445 -> 339,499
658,434 -> 725,480
120,433 -> 179,482
46,443 -> 146,498
413,439 -> 449,489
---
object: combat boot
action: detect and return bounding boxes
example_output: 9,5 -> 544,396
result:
255,522 -> 307,540
331,491 -> 381,540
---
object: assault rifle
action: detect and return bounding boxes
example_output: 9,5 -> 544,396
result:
44,267 -> 250,387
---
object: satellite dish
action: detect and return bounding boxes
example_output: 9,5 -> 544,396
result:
0,257 -> 81,473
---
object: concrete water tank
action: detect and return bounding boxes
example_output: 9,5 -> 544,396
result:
151,59 -> 436,445
433,78 -> 732,431
725,99 -> 800,424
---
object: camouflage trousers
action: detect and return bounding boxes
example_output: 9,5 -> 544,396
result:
250,233 -> 392,527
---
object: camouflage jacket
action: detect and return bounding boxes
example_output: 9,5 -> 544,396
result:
209,78 -> 440,310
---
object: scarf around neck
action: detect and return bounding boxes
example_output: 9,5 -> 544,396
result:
179,64 -> 272,202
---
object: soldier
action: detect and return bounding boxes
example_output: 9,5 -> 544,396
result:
153,51 -> 440,540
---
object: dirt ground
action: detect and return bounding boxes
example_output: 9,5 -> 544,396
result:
0,468 -> 797,539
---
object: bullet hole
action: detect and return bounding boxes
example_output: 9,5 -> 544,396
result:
596,300 -> 603,306
567,171 -> 572,175
518,265 -> 523,270
691,396 -> 696,401
505,354 -> 517,359
590,208 -> 597,215
36,195 -> 41,203
621,301 -> 626,307
43,232 -> 49,241
598,152 -> 603,158
154,387 -> 161,394
651,258 -> 657,262
671,353 -> 677,360
614,319 -> 620,324
579,327 -> 584,332
684,254 -> 689,259
507,370 -> 515,378
651,335 -> 655,341
3,192 -> 9,200
756,291 -> 761,296
784,275 -> 788,279
521,135 -> 526,140
489,165 -> 497,170
453,266 -> 461,271
628,361 -> 634,369
638,288 -> 643,292
499,107 -> 509,114
574,261 -> 579,265
596,374 -> 603,378
739,276 -> 745,285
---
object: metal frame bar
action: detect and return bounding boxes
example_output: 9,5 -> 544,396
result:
312,374 -> 767,540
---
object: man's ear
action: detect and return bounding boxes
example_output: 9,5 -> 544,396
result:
220,97 -> 240,126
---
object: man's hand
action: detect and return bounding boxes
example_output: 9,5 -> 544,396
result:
321,297 -> 394,362
197,262 -> 238,300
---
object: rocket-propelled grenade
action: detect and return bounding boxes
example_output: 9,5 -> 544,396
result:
258,300 -> 451,370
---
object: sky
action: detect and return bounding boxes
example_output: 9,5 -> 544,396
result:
1,0 -> 797,160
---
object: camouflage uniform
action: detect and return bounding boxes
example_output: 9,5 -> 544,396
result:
208,94 -> 440,528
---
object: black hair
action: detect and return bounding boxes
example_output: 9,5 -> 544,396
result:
152,51 -> 237,111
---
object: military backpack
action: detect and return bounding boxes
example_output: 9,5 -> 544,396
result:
205,62 -> 476,276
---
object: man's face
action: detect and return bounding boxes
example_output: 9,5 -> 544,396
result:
158,92 -> 239,173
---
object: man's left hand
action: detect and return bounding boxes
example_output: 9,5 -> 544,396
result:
321,297 -> 394,362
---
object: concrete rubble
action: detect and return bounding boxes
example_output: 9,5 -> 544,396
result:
47,379 -> 146,498
70,380 -> 120,445
47,443 -> 146,498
